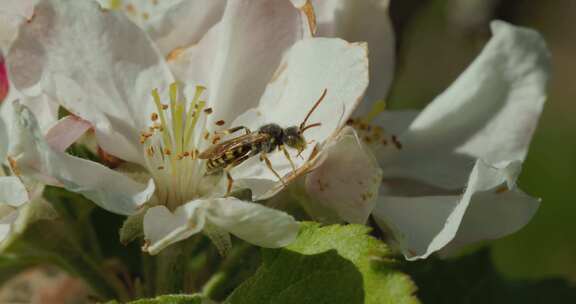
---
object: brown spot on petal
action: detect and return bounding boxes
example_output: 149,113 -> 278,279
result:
215,120 -> 225,126
495,185 -> 509,194
166,47 -> 185,62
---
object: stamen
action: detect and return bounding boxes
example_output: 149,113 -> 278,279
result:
142,82 -> 213,209
151,88 -> 173,151
362,99 -> 386,123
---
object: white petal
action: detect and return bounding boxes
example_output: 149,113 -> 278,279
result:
0,176 -> 28,207
205,198 -> 299,248
143,202 -> 206,255
373,159 -> 535,260
7,0 -> 174,164
45,115 -> 91,152
304,127 -> 382,224
11,102 -> 155,216
142,0 -> 225,55
378,21 -> 550,189
231,38 -> 369,195
195,0 -> 305,126
313,0 -> 395,103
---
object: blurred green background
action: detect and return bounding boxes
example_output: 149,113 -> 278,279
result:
388,0 -> 576,281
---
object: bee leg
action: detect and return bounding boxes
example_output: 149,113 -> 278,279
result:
216,126 -> 252,136
223,154 -> 251,196
279,145 -> 297,173
260,152 -> 287,187
225,169 -> 234,196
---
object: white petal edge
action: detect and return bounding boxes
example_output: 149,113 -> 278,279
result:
373,159 -> 537,260
144,198 -> 298,254
143,202 -> 206,255
205,198 -> 299,248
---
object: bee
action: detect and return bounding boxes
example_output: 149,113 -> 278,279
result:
199,89 -> 328,195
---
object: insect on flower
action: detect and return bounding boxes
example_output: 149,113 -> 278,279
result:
199,89 -> 328,195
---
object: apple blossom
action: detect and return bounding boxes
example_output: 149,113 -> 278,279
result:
7,0 -> 369,254
305,21 -> 550,260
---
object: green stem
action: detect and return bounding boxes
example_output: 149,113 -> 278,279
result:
155,244 -> 187,295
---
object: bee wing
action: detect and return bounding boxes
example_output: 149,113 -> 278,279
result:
198,133 -> 270,159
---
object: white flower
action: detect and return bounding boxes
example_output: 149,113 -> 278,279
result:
6,0 -> 369,254
305,21 -> 550,260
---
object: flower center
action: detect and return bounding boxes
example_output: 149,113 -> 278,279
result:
140,82 -> 215,210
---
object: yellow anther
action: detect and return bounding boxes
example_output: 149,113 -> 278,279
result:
362,99 -> 386,123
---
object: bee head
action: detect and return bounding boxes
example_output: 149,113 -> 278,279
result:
283,126 -> 306,154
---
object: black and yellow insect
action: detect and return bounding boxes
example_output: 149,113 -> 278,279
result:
199,89 -> 327,195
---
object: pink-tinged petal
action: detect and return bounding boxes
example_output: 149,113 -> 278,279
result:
376,21 -> 550,190
304,127 -> 382,224
7,0 -> 174,165
373,159 -> 538,260
313,0 -> 395,104
230,38 -> 369,199
11,102 -> 155,216
45,115 -> 91,152
0,54 -> 8,103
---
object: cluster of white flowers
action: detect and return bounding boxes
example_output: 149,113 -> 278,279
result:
0,0 -> 549,260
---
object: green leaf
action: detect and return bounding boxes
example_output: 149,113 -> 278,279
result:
225,222 -> 418,304
123,294 -> 205,304
404,248 -> 576,304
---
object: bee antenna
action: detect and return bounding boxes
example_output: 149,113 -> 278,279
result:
299,89 -> 327,132
300,122 -> 322,134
